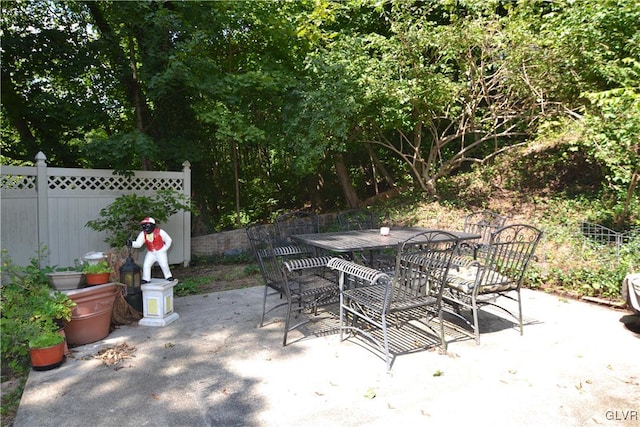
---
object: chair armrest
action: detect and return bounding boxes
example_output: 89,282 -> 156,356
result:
273,245 -> 313,258
328,257 -> 390,289
283,256 -> 333,272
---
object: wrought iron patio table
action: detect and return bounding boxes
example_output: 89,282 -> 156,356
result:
291,227 -> 480,264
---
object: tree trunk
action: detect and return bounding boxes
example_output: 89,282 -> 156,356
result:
334,152 -> 361,208
0,72 -> 37,154
231,139 -> 241,228
87,2 -> 153,170
365,142 -> 395,191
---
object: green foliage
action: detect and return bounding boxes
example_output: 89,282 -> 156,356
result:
243,264 -> 261,276
82,130 -> 160,172
28,332 -> 65,349
81,261 -> 111,274
582,82 -> 640,226
85,189 -> 195,248
1,249 -> 76,376
0,0 -> 640,234
2,0 -> 637,237
174,277 -> 209,297
524,199 -> 639,299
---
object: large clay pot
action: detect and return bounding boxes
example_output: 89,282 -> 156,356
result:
30,342 -> 65,371
63,284 -> 119,346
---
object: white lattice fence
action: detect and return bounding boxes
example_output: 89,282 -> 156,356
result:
1,152 -> 191,269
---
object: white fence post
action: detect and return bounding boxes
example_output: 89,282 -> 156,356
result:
182,161 -> 191,267
35,152 -> 50,267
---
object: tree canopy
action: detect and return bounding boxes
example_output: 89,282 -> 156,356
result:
2,0 -> 638,230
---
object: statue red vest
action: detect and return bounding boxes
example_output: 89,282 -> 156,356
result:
144,228 -> 165,251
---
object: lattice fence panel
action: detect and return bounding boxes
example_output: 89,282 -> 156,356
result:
47,175 -> 183,192
1,174 -> 37,190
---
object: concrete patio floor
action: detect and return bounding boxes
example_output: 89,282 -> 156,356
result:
13,285 -> 640,427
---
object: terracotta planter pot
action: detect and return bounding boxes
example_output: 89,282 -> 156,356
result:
63,284 -> 119,346
85,272 -> 111,286
30,342 -> 65,371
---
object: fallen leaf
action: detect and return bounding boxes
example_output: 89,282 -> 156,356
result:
93,342 -> 136,368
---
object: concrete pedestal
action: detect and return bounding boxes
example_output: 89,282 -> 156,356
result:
139,278 -> 179,327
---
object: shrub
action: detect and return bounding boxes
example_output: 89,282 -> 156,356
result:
85,189 -> 196,248
1,249 -> 75,376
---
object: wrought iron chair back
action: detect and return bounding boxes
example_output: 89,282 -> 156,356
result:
337,208 -> 396,268
445,223 -> 544,344
275,211 -> 320,243
337,209 -> 377,231
461,210 -> 507,258
392,231 -> 461,303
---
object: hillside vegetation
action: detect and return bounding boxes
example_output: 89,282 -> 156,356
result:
374,137 -> 639,304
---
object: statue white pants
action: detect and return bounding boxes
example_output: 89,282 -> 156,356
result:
142,250 -> 172,282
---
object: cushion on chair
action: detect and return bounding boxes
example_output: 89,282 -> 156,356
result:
447,266 -> 514,294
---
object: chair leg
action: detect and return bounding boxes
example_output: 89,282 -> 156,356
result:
339,296 -> 345,341
471,296 -> 481,345
517,289 -> 524,336
381,315 -> 391,371
260,284 -> 269,327
283,301 -> 293,346
438,309 -> 447,352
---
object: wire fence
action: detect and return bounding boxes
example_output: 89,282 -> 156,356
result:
580,221 -> 640,263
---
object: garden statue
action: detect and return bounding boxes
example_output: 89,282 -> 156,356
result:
128,217 -> 174,283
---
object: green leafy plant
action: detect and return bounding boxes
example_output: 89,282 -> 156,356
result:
1,249 -> 76,376
82,261 -> 112,274
28,331 -> 65,349
174,277 -> 209,297
85,189 -> 196,248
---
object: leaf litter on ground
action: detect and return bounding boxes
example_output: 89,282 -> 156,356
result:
92,342 -> 136,370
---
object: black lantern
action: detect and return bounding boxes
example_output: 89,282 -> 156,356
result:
120,242 -> 142,312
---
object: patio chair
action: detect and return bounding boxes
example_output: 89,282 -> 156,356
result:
337,209 -> 376,230
274,211 -> 320,244
444,223 -> 543,344
329,230 -> 460,370
246,224 -> 339,346
337,208 -> 395,269
246,223 -> 316,326
460,210 -> 507,259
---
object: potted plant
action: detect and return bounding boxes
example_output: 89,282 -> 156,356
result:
1,248 -> 76,373
82,261 -> 112,285
28,331 -> 66,371
27,282 -> 75,371
46,267 -> 85,291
